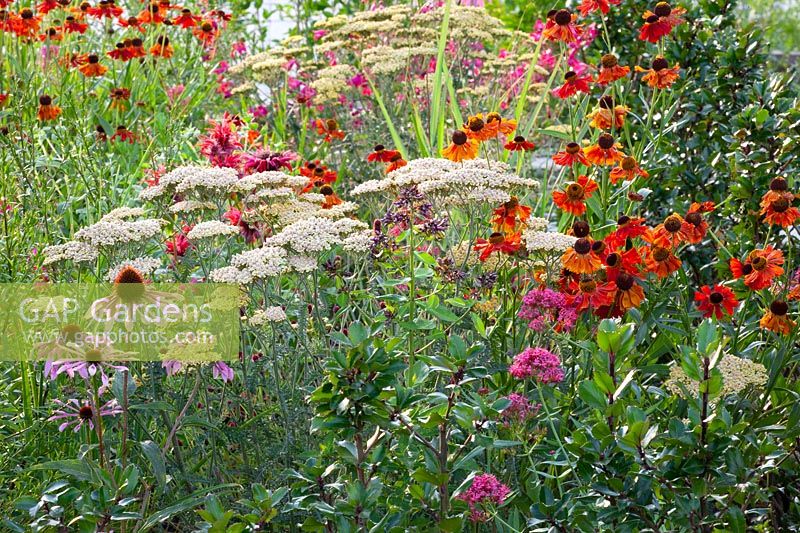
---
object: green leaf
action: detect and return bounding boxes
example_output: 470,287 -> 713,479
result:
579,381 -> 608,410
428,304 -> 459,323
31,459 -> 92,481
613,370 -> 636,401
727,506 -> 746,533
696,319 -> 717,354
348,322 -> 368,345
138,484 -> 240,531
140,440 -> 166,492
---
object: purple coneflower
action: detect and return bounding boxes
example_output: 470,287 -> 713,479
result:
48,398 -> 122,432
162,360 -> 183,376
45,359 -> 129,394
212,361 -> 234,382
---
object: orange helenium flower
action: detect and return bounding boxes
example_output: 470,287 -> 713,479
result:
682,202 -> 713,243
552,71 -> 593,99
584,133 -> 625,166
504,136 -> 535,151
646,213 -> 687,249
552,142 -> 589,167
567,278 -> 616,312
596,54 -> 630,85
552,174 -> 598,216
149,36 -> 173,58
320,185 -> 343,209
442,130 -> 479,162
578,0 -> 620,16
588,97 -> 629,130
78,54 -> 107,76
367,144 -> 401,163
694,284 -> 738,319
474,232 -> 521,261
492,196 -> 531,234
636,57 -> 680,89
315,118 -> 345,142
609,156 -> 649,184
37,94 -> 61,121
385,153 -> 407,173
760,300 -> 795,335
760,177 -> 799,227
485,112 -> 517,136
543,8 -> 582,43
730,247 -> 784,290
604,215 -> 649,249
463,114 -> 495,142
611,271 -> 645,311
645,246 -> 681,278
561,238 -> 602,274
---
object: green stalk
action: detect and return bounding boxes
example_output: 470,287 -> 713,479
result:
366,76 -> 409,160
429,0 -> 452,154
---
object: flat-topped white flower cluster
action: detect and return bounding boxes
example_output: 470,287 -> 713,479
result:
352,158 -> 538,206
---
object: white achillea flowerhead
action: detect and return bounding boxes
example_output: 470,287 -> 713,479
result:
173,167 -> 239,195
248,306 -> 287,326
186,221 -> 240,240
665,354 -> 768,398
169,200 -> 216,214
288,255 -> 317,273
342,230 -> 373,253
231,171 -> 292,193
264,217 -> 341,254
527,217 -> 549,232
100,207 -> 146,221
75,219 -> 164,248
42,241 -> 99,265
208,266 -> 254,284
352,158 -> 537,202
523,230 -> 578,254
317,201 -> 359,218
231,246 -> 288,278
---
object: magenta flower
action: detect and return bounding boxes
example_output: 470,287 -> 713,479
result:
509,347 -> 564,384
213,61 -> 229,75
249,105 -> 268,119
212,362 -> 234,382
48,398 -> 122,432
230,41 -> 246,57
223,206 -> 260,243
198,114 -> 242,168
457,473 -> 510,522
241,148 -> 297,174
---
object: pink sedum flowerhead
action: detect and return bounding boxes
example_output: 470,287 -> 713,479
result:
509,347 -> 564,384
457,473 -> 510,522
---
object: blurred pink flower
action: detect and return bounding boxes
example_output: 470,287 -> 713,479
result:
212,361 -> 234,382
